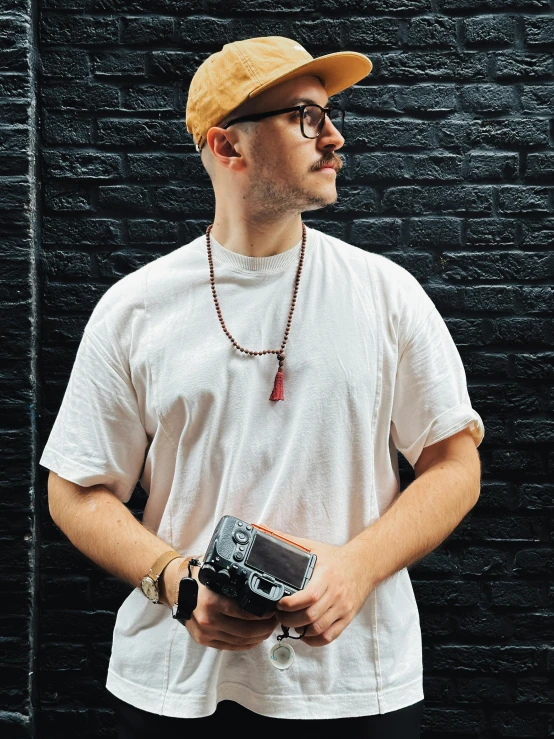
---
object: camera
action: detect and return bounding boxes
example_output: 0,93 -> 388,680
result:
199,515 -> 317,617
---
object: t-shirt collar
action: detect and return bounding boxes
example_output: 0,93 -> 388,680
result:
207,227 -> 310,273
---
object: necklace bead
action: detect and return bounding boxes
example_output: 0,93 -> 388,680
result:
206,223 -> 307,401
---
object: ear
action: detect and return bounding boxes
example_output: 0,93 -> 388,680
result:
205,127 -> 246,172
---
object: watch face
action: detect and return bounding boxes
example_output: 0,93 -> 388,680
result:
141,576 -> 158,601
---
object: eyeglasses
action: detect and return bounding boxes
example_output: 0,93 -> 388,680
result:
222,103 -> 346,140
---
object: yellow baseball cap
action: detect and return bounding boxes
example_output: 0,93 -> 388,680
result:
186,36 -> 372,152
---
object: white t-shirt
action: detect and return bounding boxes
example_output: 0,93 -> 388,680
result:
40,225 -> 484,720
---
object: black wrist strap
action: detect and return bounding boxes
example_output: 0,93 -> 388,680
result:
172,558 -> 202,623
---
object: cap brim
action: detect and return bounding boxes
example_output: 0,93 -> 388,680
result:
248,51 -> 372,100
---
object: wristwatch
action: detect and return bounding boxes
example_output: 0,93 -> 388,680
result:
140,550 -> 182,604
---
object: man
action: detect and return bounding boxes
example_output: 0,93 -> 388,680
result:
42,37 -> 484,738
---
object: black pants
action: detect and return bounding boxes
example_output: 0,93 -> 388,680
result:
112,694 -> 424,738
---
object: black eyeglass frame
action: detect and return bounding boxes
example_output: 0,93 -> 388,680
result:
222,103 -> 346,139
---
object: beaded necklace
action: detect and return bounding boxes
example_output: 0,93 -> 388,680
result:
205,222 -> 307,402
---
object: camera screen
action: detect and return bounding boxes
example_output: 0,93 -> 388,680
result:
246,531 -> 311,589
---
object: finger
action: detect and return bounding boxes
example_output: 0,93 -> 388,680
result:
302,603 -> 341,638
303,618 -> 345,647
204,589 -> 276,621
215,613 -> 280,639
277,576 -> 328,613
278,587 -> 335,629
211,630 -> 274,647
207,640 -> 259,652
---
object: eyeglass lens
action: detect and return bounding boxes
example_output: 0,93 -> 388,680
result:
302,105 -> 344,138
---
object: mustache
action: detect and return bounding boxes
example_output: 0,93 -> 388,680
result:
313,154 -> 344,172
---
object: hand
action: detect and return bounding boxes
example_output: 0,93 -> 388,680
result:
163,557 -> 280,651
273,532 -> 373,647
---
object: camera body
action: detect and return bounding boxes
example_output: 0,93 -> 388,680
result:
199,515 -> 317,617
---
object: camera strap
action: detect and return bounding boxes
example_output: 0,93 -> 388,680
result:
276,625 -> 307,641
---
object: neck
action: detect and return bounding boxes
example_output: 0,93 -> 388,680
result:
209,212 -> 304,258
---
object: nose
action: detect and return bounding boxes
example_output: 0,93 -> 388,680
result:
317,114 -> 345,151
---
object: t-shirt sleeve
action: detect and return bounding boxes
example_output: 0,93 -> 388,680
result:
390,302 -> 485,469
39,325 -> 148,502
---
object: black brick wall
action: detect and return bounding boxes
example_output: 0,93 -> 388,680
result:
2,0 -> 553,736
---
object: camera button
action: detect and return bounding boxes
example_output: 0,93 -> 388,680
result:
233,551 -> 244,562
233,530 -> 249,545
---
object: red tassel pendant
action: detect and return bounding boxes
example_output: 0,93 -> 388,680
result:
269,366 -> 285,401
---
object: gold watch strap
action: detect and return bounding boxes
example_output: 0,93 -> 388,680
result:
146,550 -> 182,584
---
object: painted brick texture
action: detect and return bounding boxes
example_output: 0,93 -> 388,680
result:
1,0 -> 553,737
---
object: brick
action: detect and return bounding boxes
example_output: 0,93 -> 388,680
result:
521,84 -> 554,113
494,52 -> 553,80
92,52 -> 147,78
350,218 -> 402,247
378,52 -> 488,81
346,18 -> 401,48
41,251 -> 91,279
97,185 -> 149,210
409,154 -> 463,181
42,114 -> 94,146
518,485 -> 554,513
41,82 -> 119,112
435,645 -> 542,674
43,185 -> 92,212
441,252 -> 553,281
525,15 -> 554,47
399,84 -> 457,113
40,16 -> 119,46
513,419 -> 554,443
516,677 -> 554,703
437,120 -> 481,151
346,85 -> 403,115
498,186 -> 550,215
320,0 -> 429,10
479,119 -> 550,148
127,153 -> 205,182
440,0 -> 550,8
457,546 -> 508,576
456,677 -> 512,703
382,186 -> 492,215
150,51 -> 207,82
122,85 -> 175,112
423,707 -> 485,735
451,612 -> 510,639
340,118 -> 434,149
40,48 -> 89,78
352,152 -> 406,181
42,151 -> 122,180
96,118 -> 189,147
463,352 -> 510,378
412,580 -> 482,606
42,217 -> 122,246
405,17 -> 457,48
469,515 -> 542,541
460,84 -> 518,114
490,581 -> 545,607
520,219 -> 554,247
464,15 -> 516,46
490,710 -> 549,736
525,153 -> 554,181
122,16 -> 174,45
512,354 -> 554,380
408,217 -> 462,247
466,153 -> 519,181
513,548 -> 554,575
126,219 -> 177,243
463,286 -> 515,313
